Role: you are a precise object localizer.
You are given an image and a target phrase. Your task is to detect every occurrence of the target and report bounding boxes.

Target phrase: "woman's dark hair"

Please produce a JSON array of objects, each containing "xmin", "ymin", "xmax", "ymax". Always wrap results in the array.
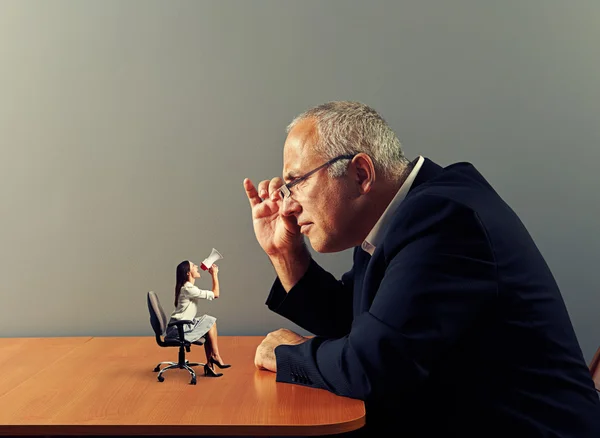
[{"xmin": 175, "ymin": 260, "xmax": 191, "ymax": 307}]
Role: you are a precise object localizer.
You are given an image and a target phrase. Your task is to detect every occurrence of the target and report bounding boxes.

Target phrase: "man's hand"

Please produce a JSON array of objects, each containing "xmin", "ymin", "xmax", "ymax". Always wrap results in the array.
[
  {"xmin": 243, "ymin": 177, "xmax": 311, "ymax": 291},
  {"xmin": 254, "ymin": 328, "xmax": 308, "ymax": 372},
  {"xmin": 243, "ymin": 177, "xmax": 304, "ymax": 257}
]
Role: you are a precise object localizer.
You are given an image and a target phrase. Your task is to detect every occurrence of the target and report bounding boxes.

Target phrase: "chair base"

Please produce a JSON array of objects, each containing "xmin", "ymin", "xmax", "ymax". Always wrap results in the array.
[{"xmin": 153, "ymin": 359, "xmax": 205, "ymax": 385}]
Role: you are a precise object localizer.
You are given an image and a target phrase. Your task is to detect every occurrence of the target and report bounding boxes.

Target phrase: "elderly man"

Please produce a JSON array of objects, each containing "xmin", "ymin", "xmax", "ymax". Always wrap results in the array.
[{"xmin": 243, "ymin": 101, "xmax": 600, "ymax": 437}]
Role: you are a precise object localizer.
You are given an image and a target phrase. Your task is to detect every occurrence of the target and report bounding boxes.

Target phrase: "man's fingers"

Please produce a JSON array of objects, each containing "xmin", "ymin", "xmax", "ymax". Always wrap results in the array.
[
  {"xmin": 247, "ymin": 177, "xmax": 285, "ymax": 206},
  {"xmin": 252, "ymin": 201, "xmax": 272, "ymax": 220},
  {"xmin": 257, "ymin": 180, "xmax": 271, "ymax": 199},
  {"xmin": 243, "ymin": 178, "xmax": 262, "ymax": 208},
  {"xmin": 254, "ymin": 345, "xmax": 262, "ymax": 369},
  {"xmin": 245, "ymin": 178, "xmax": 284, "ymax": 217},
  {"xmin": 268, "ymin": 177, "xmax": 284, "ymax": 201}
]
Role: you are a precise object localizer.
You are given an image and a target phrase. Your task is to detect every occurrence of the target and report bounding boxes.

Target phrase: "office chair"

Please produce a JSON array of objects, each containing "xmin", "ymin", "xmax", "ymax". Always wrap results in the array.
[{"xmin": 147, "ymin": 291, "xmax": 205, "ymax": 385}]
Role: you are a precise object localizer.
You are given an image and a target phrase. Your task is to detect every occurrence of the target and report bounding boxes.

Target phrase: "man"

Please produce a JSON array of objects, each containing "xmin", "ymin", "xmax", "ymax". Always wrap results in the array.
[{"xmin": 242, "ymin": 101, "xmax": 600, "ymax": 436}]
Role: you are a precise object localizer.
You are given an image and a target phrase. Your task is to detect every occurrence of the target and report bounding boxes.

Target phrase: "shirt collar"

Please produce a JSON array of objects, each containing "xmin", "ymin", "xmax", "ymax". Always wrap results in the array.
[{"xmin": 361, "ymin": 155, "xmax": 425, "ymax": 255}]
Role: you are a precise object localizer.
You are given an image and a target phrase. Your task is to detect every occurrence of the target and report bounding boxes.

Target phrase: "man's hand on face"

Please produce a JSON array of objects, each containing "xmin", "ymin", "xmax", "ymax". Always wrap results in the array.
[
  {"xmin": 254, "ymin": 328, "xmax": 308, "ymax": 372},
  {"xmin": 243, "ymin": 177, "xmax": 304, "ymax": 257}
]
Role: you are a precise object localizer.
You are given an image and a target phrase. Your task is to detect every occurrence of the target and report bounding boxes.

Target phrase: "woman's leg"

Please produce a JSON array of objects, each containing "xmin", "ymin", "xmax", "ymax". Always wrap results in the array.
[
  {"xmin": 203, "ymin": 338, "xmax": 213, "ymax": 365},
  {"xmin": 203, "ymin": 323, "xmax": 228, "ymax": 365}
]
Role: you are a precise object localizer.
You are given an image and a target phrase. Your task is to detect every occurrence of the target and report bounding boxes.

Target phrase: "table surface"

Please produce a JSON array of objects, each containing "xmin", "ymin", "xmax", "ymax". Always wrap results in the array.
[{"xmin": 0, "ymin": 336, "xmax": 365, "ymax": 436}]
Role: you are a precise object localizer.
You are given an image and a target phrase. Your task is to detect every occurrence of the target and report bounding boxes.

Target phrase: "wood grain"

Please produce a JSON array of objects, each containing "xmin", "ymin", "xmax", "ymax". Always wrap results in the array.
[
  {"xmin": 0, "ymin": 337, "xmax": 91, "ymax": 397},
  {"xmin": 0, "ymin": 336, "xmax": 365, "ymax": 436}
]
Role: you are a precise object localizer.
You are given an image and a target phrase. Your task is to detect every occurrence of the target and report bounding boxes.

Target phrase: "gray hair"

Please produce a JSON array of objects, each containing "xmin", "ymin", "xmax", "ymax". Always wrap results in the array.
[{"xmin": 286, "ymin": 101, "xmax": 410, "ymax": 179}]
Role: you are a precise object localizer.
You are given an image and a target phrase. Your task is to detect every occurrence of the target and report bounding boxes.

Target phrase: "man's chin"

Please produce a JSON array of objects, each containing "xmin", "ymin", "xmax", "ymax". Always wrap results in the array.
[
  {"xmin": 307, "ymin": 235, "xmax": 326, "ymax": 253},
  {"xmin": 307, "ymin": 235, "xmax": 345, "ymax": 254}
]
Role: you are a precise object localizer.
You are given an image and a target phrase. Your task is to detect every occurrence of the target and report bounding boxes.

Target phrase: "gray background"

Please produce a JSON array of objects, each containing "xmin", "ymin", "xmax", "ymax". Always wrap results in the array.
[{"xmin": 1, "ymin": 1, "xmax": 598, "ymax": 363}]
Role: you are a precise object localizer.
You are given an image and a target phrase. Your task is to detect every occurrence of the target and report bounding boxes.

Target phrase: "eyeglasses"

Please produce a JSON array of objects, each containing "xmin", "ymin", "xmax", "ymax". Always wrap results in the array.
[{"xmin": 279, "ymin": 154, "xmax": 356, "ymax": 199}]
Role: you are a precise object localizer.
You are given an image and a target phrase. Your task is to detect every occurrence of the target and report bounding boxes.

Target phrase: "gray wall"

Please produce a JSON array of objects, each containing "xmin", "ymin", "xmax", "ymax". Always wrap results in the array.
[{"xmin": 1, "ymin": 1, "xmax": 598, "ymax": 362}]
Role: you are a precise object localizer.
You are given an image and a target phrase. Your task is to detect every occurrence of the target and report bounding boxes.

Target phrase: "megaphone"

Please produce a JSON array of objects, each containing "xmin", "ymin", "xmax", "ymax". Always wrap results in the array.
[{"xmin": 200, "ymin": 248, "xmax": 223, "ymax": 271}]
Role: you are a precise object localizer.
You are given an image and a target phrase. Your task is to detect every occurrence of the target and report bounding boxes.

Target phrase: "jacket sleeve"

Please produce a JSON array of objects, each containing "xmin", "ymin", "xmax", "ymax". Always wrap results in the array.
[
  {"xmin": 265, "ymin": 252, "xmax": 356, "ymax": 338},
  {"xmin": 274, "ymin": 196, "xmax": 498, "ymax": 400}
]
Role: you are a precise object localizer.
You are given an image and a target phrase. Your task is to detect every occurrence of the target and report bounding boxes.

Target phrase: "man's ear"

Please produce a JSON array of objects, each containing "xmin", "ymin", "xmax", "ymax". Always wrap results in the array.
[{"xmin": 353, "ymin": 153, "xmax": 375, "ymax": 194}]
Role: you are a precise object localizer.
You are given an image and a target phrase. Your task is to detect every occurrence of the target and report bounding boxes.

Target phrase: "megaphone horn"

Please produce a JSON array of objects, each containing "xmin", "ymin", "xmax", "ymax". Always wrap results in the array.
[{"xmin": 200, "ymin": 248, "xmax": 223, "ymax": 271}]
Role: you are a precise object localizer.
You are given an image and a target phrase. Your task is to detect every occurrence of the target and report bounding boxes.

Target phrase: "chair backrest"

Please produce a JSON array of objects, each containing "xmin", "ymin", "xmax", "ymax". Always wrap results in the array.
[
  {"xmin": 147, "ymin": 291, "xmax": 169, "ymax": 337},
  {"xmin": 590, "ymin": 346, "xmax": 600, "ymax": 391}
]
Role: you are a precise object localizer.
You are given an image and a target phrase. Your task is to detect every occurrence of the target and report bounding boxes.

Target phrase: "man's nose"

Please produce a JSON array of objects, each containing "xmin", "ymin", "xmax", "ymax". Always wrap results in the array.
[{"xmin": 282, "ymin": 195, "xmax": 301, "ymax": 216}]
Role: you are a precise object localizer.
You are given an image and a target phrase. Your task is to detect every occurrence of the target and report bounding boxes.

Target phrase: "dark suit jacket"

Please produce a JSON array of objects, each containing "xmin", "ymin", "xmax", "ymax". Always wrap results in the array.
[{"xmin": 266, "ymin": 158, "xmax": 600, "ymax": 437}]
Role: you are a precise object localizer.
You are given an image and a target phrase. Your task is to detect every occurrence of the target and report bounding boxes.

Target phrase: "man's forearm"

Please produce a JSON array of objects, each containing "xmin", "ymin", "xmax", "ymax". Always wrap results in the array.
[{"xmin": 269, "ymin": 244, "xmax": 311, "ymax": 292}]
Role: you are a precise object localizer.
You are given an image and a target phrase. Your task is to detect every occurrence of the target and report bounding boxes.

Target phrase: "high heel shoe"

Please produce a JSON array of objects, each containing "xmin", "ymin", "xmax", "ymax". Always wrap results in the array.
[
  {"xmin": 210, "ymin": 358, "xmax": 231, "ymax": 369},
  {"xmin": 204, "ymin": 363, "xmax": 223, "ymax": 377}
]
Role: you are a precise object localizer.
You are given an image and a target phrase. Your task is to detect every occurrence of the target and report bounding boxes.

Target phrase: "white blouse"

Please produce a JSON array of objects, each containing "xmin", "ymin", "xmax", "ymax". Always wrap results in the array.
[{"xmin": 169, "ymin": 281, "xmax": 214, "ymax": 322}]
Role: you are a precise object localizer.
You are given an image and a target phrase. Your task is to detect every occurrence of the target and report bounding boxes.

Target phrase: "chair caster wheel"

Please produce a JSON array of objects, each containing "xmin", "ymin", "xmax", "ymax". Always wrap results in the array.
[
  {"xmin": 153, "ymin": 366, "xmax": 160, "ymax": 372},
  {"xmin": 191, "ymin": 377, "xmax": 197, "ymax": 385},
  {"xmin": 157, "ymin": 375, "xmax": 164, "ymax": 382}
]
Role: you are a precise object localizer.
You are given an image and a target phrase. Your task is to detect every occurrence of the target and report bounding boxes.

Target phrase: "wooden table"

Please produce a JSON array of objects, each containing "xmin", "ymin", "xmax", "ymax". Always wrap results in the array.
[{"xmin": 0, "ymin": 336, "xmax": 365, "ymax": 436}]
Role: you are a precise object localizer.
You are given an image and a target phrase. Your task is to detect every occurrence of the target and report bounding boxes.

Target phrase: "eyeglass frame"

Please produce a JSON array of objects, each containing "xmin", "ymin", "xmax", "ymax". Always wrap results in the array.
[{"xmin": 278, "ymin": 153, "xmax": 356, "ymax": 199}]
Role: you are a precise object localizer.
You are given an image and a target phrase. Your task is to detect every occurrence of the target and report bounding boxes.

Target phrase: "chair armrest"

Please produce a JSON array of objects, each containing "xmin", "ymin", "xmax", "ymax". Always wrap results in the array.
[
  {"xmin": 167, "ymin": 320, "xmax": 193, "ymax": 327},
  {"xmin": 165, "ymin": 319, "xmax": 193, "ymax": 345}
]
